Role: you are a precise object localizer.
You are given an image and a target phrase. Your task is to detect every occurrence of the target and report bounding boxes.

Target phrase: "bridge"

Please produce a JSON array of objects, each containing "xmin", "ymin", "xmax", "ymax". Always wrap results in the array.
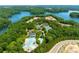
[{"xmin": 68, "ymin": 10, "xmax": 79, "ymax": 14}]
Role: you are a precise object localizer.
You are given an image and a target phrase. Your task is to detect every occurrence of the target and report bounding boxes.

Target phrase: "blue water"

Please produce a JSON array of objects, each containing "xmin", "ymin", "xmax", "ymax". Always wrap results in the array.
[
  {"xmin": 9, "ymin": 11, "xmax": 79, "ymax": 23},
  {"xmin": 0, "ymin": 10, "xmax": 79, "ymax": 51},
  {"xmin": 1, "ymin": 11, "xmax": 79, "ymax": 35},
  {"xmin": 0, "ymin": 11, "xmax": 31, "ymax": 34},
  {"xmin": 45, "ymin": 12, "xmax": 79, "ymax": 22},
  {"xmin": 9, "ymin": 12, "xmax": 31, "ymax": 23}
]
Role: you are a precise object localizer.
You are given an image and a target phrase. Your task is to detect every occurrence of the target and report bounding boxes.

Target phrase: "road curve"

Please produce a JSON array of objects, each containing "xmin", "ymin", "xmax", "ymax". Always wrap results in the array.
[{"xmin": 48, "ymin": 40, "xmax": 79, "ymax": 53}]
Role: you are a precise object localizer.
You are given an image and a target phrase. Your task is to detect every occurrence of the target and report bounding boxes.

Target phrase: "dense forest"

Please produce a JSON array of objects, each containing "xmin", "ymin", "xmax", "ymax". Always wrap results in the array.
[
  {"xmin": 0, "ymin": 6, "xmax": 79, "ymax": 53},
  {"xmin": 0, "ymin": 6, "xmax": 69, "ymax": 30},
  {"xmin": 0, "ymin": 17, "xmax": 11, "ymax": 30},
  {"xmin": 0, "ymin": 14, "xmax": 79, "ymax": 52}
]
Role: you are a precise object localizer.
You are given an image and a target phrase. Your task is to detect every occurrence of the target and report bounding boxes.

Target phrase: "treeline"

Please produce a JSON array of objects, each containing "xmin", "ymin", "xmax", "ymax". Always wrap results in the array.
[
  {"xmin": 0, "ymin": 17, "xmax": 11, "ymax": 30},
  {"xmin": 0, "ymin": 6, "xmax": 70, "ymax": 17},
  {"xmin": 70, "ymin": 12, "xmax": 79, "ymax": 18},
  {"xmin": 28, "ymin": 7, "xmax": 45, "ymax": 15},
  {"xmin": 46, "ymin": 8, "xmax": 68, "ymax": 13},
  {"xmin": 0, "ymin": 6, "xmax": 76, "ymax": 18},
  {"xmin": 0, "ymin": 8, "xmax": 25, "ymax": 18}
]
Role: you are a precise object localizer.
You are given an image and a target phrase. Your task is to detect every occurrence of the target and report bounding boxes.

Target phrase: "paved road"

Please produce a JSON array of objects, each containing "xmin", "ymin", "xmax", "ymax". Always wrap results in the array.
[{"xmin": 48, "ymin": 40, "xmax": 79, "ymax": 53}]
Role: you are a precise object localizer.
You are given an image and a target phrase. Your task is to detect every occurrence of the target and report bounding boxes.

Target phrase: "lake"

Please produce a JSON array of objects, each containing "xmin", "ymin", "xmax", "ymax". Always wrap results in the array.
[
  {"xmin": 0, "ymin": 10, "xmax": 79, "ymax": 52},
  {"xmin": 9, "ymin": 12, "xmax": 32, "ymax": 23},
  {"xmin": 45, "ymin": 12, "xmax": 79, "ymax": 22},
  {"xmin": 8, "ymin": 11, "xmax": 79, "ymax": 24},
  {"xmin": 0, "ymin": 10, "xmax": 79, "ymax": 34},
  {"xmin": 0, "ymin": 11, "xmax": 31, "ymax": 34}
]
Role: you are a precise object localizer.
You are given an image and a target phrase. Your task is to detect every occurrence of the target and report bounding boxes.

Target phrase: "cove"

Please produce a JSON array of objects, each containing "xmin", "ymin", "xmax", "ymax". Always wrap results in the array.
[
  {"xmin": 45, "ymin": 11, "xmax": 79, "ymax": 22},
  {"xmin": 0, "ymin": 10, "xmax": 79, "ymax": 52},
  {"xmin": 0, "ymin": 11, "xmax": 31, "ymax": 34},
  {"xmin": 9, "ymin": 12, "xmax": 32, "ymax": 23},
  {"xmin": 1, "ymin": 10, "xmax": 79, "ymax": 35},
  {"xmin": 10, "ymin": 11, "xmax": 79, "ymax": 24}
]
